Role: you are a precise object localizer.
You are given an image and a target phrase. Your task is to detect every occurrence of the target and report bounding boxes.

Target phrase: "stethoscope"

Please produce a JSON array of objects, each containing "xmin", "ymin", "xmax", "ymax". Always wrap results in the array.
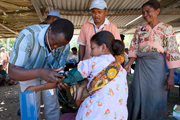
[
  {"xmin": 46, "ymin": 32, "xmax": 78, "ymax": 104},
  {"xmin": 46, "ymin": 32, "xmax": 62, "ymax": 69}
]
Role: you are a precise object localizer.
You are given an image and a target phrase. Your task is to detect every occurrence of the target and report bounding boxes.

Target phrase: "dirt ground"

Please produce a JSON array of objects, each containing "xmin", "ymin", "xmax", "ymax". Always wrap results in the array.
[
  {"xmin": 0, "ymin": 83, "xmax": 48, "ymax": 120},
  {"xmin": 0, "ymin": 78, "xmax": 180, "ymax": 120},
  {"xmin": 0, "ymin": 84, "xmax": 21, "ymax": 120}
]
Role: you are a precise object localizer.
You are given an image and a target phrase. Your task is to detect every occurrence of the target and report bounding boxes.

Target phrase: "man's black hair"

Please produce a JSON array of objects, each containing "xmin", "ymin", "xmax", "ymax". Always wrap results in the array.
[
  {"xmin": 71, "ymin": 47, "xmax": 77, "ymax": 51},
  {"xmin": 50, "ymin": 19, "xmax": 74, "ymax": 41}
]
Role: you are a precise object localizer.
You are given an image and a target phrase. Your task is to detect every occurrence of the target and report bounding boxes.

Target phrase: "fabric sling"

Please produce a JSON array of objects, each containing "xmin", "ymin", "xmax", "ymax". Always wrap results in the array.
[{"xmin": 76, "ymin": 59, "xmax": 121, "ymax": 105}]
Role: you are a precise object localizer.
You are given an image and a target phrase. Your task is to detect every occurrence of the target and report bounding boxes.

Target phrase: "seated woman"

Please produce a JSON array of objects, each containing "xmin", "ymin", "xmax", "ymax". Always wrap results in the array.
[
  {"xmin": 27, "ymin": 31, "xmax": 128, "ymax": 120},
  {"xmin": 60, "ymin": 31, "xmax": 128, "ymax": 120}
]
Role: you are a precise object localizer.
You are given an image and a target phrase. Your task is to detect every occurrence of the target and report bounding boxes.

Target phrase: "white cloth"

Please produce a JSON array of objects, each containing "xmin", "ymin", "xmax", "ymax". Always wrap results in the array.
[
  {"xmin": 66, "ymin": 52, "xmax": 78, "ymax": 63},
  {"xmin": 89, "ymin": 18, "xmax": 110, "ymax": 33},
  {"xmin": 76, "ymin": 54, "xmax": 128, "ymax": 120}
]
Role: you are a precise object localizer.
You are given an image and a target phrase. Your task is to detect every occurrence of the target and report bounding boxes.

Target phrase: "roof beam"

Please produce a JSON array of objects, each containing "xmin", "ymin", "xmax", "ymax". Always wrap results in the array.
[
  {"xmin": 60, "ymin": 12, "xmax": 180, "ymax": 16},
  {"xmin": 161, "ymin": 0, "xmax": 180, "ymax": 14},
  {"xmin": 0, "ymin": 23, "xmax": 18, "ymax": 35},
  {"xmin": 0, "ymin": 5, "xmax": 26, "ymax": 27},
  {"xmin": 121, "ymin": 20, "xmax": 145, "ymax": 33},
  {"xmin": 50, "ymin": 8, "xmax": 180, "ymax": 16},
  {"xmin": 0, "ymin": 5, "xmax": 7, "ymax": 15},
  {"xmin": 31, "ymin": 0, "xmax": 44, "ymax": 22}
]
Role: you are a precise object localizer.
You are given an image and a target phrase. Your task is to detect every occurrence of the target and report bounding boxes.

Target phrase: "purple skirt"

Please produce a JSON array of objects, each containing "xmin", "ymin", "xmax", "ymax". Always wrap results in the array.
[{"xmin": 59, "ymin": 112, "xmax": 77, "ymax": 120}]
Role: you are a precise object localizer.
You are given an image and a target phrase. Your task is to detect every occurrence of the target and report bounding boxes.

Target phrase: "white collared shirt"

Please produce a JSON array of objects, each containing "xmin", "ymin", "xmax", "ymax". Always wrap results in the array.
[{"xmin": 89, "ymin": 18, "xmax": 110, "ymax": 33}]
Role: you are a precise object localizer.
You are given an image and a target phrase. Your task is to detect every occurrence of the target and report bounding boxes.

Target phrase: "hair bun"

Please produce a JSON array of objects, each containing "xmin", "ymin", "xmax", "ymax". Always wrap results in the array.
[{"xmin": 112, "ymin": 39, "xmax": 125, "ymax": 55}]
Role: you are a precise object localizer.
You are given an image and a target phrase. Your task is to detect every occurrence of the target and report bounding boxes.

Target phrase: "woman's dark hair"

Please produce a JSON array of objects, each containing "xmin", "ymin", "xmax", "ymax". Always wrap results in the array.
[
  {"xmin": 142, "ymin": 0, "xmax": 160, "ymax": 10},
  {"xmin": 50, "ymin": 19, "xmax": 74, "ymax": 41},
  {"xmin": 91, "ymin": 31, "xmax": 125, "ymax": 56}
]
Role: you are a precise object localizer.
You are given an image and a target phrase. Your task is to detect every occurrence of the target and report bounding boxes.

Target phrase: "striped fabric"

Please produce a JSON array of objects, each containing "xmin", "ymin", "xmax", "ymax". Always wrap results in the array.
[{"xmin": 9, "ymin": 24, "xmax": 70, "ymax": 70}]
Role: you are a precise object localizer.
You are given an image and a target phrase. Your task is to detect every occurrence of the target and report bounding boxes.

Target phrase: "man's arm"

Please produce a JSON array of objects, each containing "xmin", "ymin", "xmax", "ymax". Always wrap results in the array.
[
  {"xmin": 8, "ymin": 63, "xmax": 64, "ymax": 83},
  {"xmin": 78, "ymin": 23, "xmax": 87, "ymax": 61},
  {"xmin": 79, "ymin": 45, "xmax": 86, "ymax": 61}
]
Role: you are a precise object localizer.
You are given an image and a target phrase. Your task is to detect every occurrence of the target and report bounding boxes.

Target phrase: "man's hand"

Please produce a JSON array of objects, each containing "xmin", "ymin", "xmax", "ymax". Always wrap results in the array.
[
  {"xmin": 8, "ymin": 63, "xmax": 66, "ymax": 83},
  {"xmin": 38, "ymin": 67, "xmax": 65, "ymax": 83}
]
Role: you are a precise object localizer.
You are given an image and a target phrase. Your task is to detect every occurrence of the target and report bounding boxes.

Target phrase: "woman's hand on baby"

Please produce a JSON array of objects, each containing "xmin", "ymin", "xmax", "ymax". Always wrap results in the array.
[
  {"xmin": 165, "ymin": 78, "xmax": 174, "ymax": 91},
  {"xmin": 79, "ymin": 79, "xmax": 88, "ymax": 88},
  {"xmin": 124, "ymin": 64, "xmax": 131, "ymax": 75},
  {"xmin": 124, "ymin": 57, "xmax": 136, "ymax": 75},
  {"xmin": 165, "ymin": 70, "xmax": 174, "ymax": 91}
]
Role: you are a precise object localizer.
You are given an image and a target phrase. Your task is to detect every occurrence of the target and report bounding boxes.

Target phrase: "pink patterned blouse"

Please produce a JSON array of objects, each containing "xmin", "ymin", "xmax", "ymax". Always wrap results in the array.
[{"xmin": 129, "ymin": 22, "xmax": 180, "ymax": 69}]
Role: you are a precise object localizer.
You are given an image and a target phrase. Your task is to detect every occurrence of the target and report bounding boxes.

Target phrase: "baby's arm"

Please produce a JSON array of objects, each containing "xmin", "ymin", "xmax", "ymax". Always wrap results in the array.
[
  {"xmin": 25, "ymin": 83, "xmax": 56, "ymax": 93},
  {"xmin": 75, "ymin": 79, "xmax": 88, "ymax": 101},
  {"xmin": 25, "ymin": 82, "xmax": 69, "ymax": 93}
]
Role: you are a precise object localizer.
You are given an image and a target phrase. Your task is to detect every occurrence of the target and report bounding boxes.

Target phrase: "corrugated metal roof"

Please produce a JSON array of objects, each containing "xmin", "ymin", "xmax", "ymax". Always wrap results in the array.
[
  {"xmin": 0, "ymin": 0, "xmax": 179, "ymax": 38},
  {"xmin": 35, "ymin": 0, "xmax": 180, "ymax": 34}
]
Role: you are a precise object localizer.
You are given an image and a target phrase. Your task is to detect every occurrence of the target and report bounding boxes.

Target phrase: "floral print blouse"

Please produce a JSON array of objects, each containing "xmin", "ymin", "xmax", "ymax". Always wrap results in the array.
[
  {"xmin": 76, "ymin": 54, "xmax": 128, "ymax": 120},
  {"xmin": 129, "ymin": 22, "xmax": 180, "ymax": 69}
]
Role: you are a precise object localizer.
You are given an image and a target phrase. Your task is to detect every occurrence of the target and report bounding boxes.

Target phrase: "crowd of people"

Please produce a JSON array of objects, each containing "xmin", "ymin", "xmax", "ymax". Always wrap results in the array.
[{"xmin": 3, "ymin": 0, "xmax": 180, "ymax": 120}]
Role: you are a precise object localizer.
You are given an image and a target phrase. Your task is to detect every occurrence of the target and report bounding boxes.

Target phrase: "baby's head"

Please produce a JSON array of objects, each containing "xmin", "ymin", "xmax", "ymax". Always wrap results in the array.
[{"xmin": 90, "ymin": 31, "xmax": 124, "ymax": 57}]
